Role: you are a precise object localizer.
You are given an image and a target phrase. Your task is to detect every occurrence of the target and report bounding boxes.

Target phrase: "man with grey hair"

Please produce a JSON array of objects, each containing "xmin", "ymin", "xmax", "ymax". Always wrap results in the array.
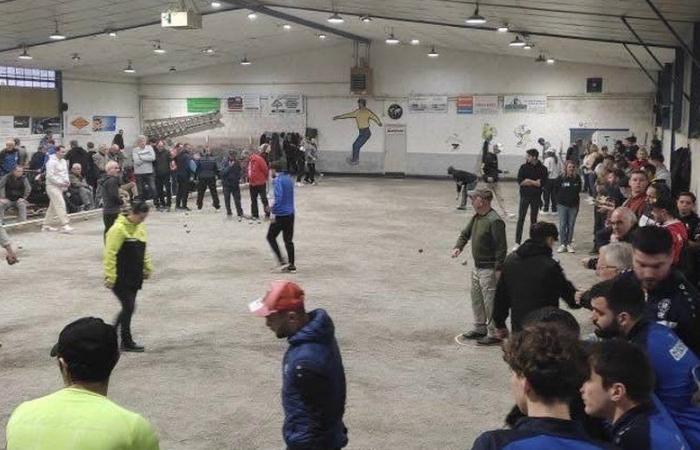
[
  {"xmin": 132, "ymin": 136, "xmax": 155, "ymax": 201},
  {"xmin": 451, "ymin": 189, "xmax": 508, "ymax": 346},
  {"xmin": 69, "ymin": 163, "xmax": 94, "ymax": 210},
  {"xmin": 589, "ymin": 207, "xmax": 638, "ymax": 265},
  {"xmin": 596, "ymin": 242, "xmax": 633, "ymax": 280}
]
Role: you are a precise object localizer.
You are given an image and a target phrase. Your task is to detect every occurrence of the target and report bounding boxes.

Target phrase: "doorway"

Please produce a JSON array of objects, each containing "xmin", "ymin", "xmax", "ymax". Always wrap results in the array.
[{"xmin": 384, "ymin": 124, "xmax": 407, "ymax": 175}]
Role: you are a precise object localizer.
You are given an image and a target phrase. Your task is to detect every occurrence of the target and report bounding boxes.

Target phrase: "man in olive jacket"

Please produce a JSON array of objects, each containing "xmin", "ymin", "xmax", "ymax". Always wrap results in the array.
[{"xmin": 452, "ymin": 189, "xmax": 508, "ymax": 346}]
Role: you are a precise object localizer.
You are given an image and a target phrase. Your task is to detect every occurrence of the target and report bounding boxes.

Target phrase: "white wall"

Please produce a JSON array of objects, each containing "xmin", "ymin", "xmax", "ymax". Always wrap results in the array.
[
  {"xmin": 62, "ymin": 73, "xmax": 141, "ymax": 149},
  {"xmin": 138, "ymin": 42, "xmax": 657, "ymax": 174}
]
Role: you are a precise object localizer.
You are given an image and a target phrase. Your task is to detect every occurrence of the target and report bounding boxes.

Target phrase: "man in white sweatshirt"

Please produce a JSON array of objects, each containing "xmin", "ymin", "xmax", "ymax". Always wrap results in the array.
[
  {"xmin": 132, "ymin": 136, "xmax": 156, "ymax": 202},
  {"xmin": 43, "ymin": 145, "xmax": 74, "ymax": 234}
]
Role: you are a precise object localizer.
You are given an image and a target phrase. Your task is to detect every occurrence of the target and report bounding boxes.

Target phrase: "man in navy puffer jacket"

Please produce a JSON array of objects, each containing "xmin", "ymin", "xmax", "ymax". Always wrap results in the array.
[{"xmin": 250, "ymin": 280, "xmax": 348, "ymax": 450}]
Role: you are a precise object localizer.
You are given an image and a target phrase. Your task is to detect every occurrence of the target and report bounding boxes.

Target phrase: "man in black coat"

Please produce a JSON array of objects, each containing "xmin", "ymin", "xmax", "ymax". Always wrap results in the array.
[
  {"xmin": 219, "ymin": 150, "xmax": 244, "ymax": 220},
  {"xmin": 195, "ymin": 148, "xmax": 220, "ymax": 210},
  {"xmin": 515, "ymin": 149, "xmax": 548, "ymax": 246},
  {"xmin": 493, "ymin": 222, "xmax": 580, "ymax": 335}
]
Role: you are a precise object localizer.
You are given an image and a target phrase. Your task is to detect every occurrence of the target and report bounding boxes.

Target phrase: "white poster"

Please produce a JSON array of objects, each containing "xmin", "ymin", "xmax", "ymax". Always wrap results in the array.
[
  {"xmin": 503, "ymin": 95, "xmax": 547, "ymax": 114},
  {"xmin": 227, "ymin": 94, "xmax": 261, "ymax": 112},
  {"xmin": 269, "ymin": 94, "xmax": 303, "ymax": 114},
  {"xmin": 474, "ymin": 96, "xmax": 500, "ymax": 115},
  {"xmin": 0, "ymin": 116, "xmax": 13, "ymax": 136},
  {"xmin": 68, "ymin": 114, "xmax": 92, "ymax": 135},
  {"xmin": 408, "ymin": 95, "xmax": 448, "ymax": 113}
]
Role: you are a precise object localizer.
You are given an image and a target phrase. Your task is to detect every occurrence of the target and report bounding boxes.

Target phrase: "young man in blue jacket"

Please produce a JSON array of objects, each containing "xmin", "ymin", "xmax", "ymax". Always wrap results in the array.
[
  {"xmin": 471, "ymin": 323, "xmax": 615, "ymax": 450},
  {"xmin": 249, "ymin": 280, "xmax": 348, "ymax": 450},
  {"xmin": 589, "ymin": 276, "xmax": 700, "ymax": 448},
  {"xmin": 582, "ymin": 339, "xmax": 690, "ymax": 449},
  {"xmin": 268, "ymin": 160, "xmax": 296, "ymax": 273}
]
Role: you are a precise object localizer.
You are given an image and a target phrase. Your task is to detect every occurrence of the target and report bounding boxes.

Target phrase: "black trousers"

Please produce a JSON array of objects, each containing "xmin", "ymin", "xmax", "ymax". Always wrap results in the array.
[
  {"xmin": 223, "ymin": 184, "xmax": 243, "ymax": 216},
  {"xmin": 196, "ymin": 177, "xmax": 220, "ymax": 209},
  {"xmin": 267, "ymin": 214, "xmax": 295, "ymax": 265},
  {"xmin": 305, "ymin": 163, "xmax": 316, "ymax": 183},
  {"xmin": 113, "ymin": 285, "xmax": 138, "ymax": 345},
  {"xmin": 250, "ymin": 185, "xmax": 270, "ymax": 219},
  {"xmin": 154, "ymin": 173, "xmax": 172, "ymax": 207},
  {"xmin": 103, "ymin": 213, "xmax": 119, "ymax": 239},
  {"xmin": 516, "ymin": 196, "xmax": 541, "ymax": 244},
  {"xmin": 542, "ymin": 179, "xmax": 558, "ymax": 212},
  {"xmin": 176, "ymin": 176, "xmax": 189, "ymax": 208},
  {"xmin": 135, "ymin": 174, "xmax": 155, "ymax": 201}
]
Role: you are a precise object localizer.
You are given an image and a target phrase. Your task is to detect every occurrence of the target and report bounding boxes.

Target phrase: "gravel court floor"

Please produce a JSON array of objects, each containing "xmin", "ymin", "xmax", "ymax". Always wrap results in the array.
[{"xmin": 0, "ymin": 177, "xmax": 599, "ymax": 449}]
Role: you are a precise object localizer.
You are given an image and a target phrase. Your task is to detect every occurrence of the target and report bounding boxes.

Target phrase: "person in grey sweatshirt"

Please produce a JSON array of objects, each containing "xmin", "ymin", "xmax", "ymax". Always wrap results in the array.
[{"xmin": 132, "ymin": 135, "xmax": 156, "ymax": 201}]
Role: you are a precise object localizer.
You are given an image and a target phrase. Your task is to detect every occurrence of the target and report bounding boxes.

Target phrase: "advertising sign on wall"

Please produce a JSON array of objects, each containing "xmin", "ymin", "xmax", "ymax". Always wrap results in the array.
[
  {"xmin": 227, "ymin": 94, "xmax": 261, "ymax": 112},
  {"xmin": 408, "ymin": 95, "xmax": 449, "ymax": 113},
  {"xmin": 456, "ymin": 96, "xmax": 474, "ymax": 115},
  {"xmin": 503, "ymin": 95, "xmax": 547, "ymax": 114},
  {"xmin": 31, "ymin": 117, "xmax": 61, "ymax": 135},
  {"xmin": 13, "ymin": 116, "xmax": 30, "ymax": 128},
  {"xmin": 269, "ymin": 94, "xmax": 303, "ymax": 114},
  {"xmin": 474, "ymin": 96, "xmax": 500, "ymax": 115},
  {"xmin": 92, "ymin": 115, "xmax": 117, "ymax": 132},
  {"xmin": 187, "ymin": 97, "xmax": 221, "ymax": 113},
  {"xmin": 68, "ymin": 115, "xmax": 92, "ymax": 135}
]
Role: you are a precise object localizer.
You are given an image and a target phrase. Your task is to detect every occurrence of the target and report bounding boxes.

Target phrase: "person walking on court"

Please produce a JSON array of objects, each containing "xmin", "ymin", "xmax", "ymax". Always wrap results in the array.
[
  {"xmin": 42, "ymin": 145, "xmax": 74, "ymax": 234},
  {"xmin": 514, "ymin": 148, "xmax": 548, "ymax": 249},
  {"xmin": 267, "ymin": 160, "xmax": 296, "ymax": 273},
  {"xmin": 248, "ymin": 148, "xmax": 270, "ymax": 221},
  {"xmin": 481, "ymin": 142, "xmax": 513, "ymax": 218},
  {"xmin": 104, "ymin": 201, "xmax": 152, "ymax": 352},
  {"xmin": 333, "ymin": 98, "xmax": 383, "ymax": 165},
  {"xmin": 249, "ymin": 280, "xmax": 348, "ymax": 450},
  {"xmin": 451, "ymin": 189, "xmax": 508, "ymax": 346}
]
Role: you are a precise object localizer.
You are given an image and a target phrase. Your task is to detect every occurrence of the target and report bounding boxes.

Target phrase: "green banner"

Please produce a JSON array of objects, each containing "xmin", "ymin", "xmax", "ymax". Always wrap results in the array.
[{"xmin": 187, "ymin": 98, "xmax": 220, "ymax": 113}]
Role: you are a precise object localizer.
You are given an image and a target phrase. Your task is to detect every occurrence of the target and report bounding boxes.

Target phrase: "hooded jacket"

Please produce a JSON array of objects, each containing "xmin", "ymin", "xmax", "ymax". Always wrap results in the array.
[
  {"xmin": 103, "ymin": 215, "xmax": 152, "ymax": 289},
  {"xmin": 283, "ymin": 309, "xmax": 348, "ymax": 450},
  {"xmin": 493, "ymin": 239, "xmax": 578, "ymax": 331}
]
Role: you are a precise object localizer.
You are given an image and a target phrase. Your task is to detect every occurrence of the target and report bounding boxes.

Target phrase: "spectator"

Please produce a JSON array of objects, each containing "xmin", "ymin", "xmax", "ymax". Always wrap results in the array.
[
  {"xmin": 639, "ymin": 181, "xmax": 671, "ymax": 227},
  {"xmin": 0, "ymin": 139, "xmax": 27, "ymax": 177},
  {"xmin": 219, "ymin": 150, "xmax": 244, "ymax": 220},
  {"xmin": 514, "ymin": 149, "xmax": 548, "ymax": 248},
  {"xmin": 622, "ymin": 170, "xmax": 649, "ymax": 219},
  {"xmin": 1, "ymin": 224, "xmax": 18, "ymax": 265},
  {"xmin": 101, "ymin": 161, "xmax": 124, "ymax": 237},
  {"xmin": 69, "ymin": 164, "xmax": 94, "ymax": 210},
  {"xmin": 481, "ymin": 142, "xmax": 513, "ymax": 218},
  {"xmin": 132, "ymin": 136, "xmax": 156, "ymax": 201},
  {"xmin": 175, "ymin": 145, "xmax": 192, "ymax": 211},
  {"xmin": 0, "ymin": 165, "xmax": 31, "ymax": 223},
  {"xmin": 38, "ymin": 131, "xmax": 52, "ymax": 150},
  {"xmin": 267, "ymin": 160, "xmax": 296, "ymax": 273},
  {"xmin": 195, "ymin": 147, "xmax": 220, "ymax": 211},
  {"xmin": 447, "ymin": 166, "xmax": 478, "ymax": 210},
  {"xmin": 581, "ymin": 339, "xmax": 690, "ymax": 450},
  {"xmin": 594, "ymin": 206, "xmax": 638, "ymax": 250},
  {"xmin": 471, "ymin": 324, "xmax": 612, "ymax": 450},
  {"xmin": 555, "ymin": 160, "xmax": 582, "ymax": 253},
  {"xmin": 104, "ymin": 201, "xmax": 152, "ymax": 352},
  {"xmin": 452, "ymin": 189, "xmax": 508, "ymax": 346},
  {"xmin": 678, "ymin": 192, "xmax": 700, "ymax": 286},
  {"xmin": 249, "ymin": 280, "xmax": 348, "ymax": 450},
  {"xmin": 630, "ymin": 148, "xmax": 649, "ymax": 171},
  {"xmin": 542, "ymin": 149, "xmax": 560, "ymax": 215},
  {"xmin": 588, "ymin": 277, "xmax": 700, "ymax": 448},
  {"xmin": 651, "ymin": 196, "xmax": 688, "ymax": 266},
  {"xmin": 42, "ymin": 146, "xmax": 73, "ymax": 234},
  {"xmin": 93, "ymin": 144, "xmax": 109, "ymax": 174},
  {"xmin": 493, "ymin": 222, "xmax": 579, "ymax": 336},
  {"xmin": 650, "ymin": 151, "xmax": 671, "ymax": 186},
  {"xmin": 248, "ymin": 147, "xmax": 270, "ymax": 221},
  {"xmin": 5, "ymin": 317, "xmax": 159, "ymax": 449},
  {"xmin": 84, "ymin": 142, "xmax": 98, "ymax": 193},
  {"xmin": 577, "ymin": 242, "xmax": 634, "ymax": 308},
  {"xmin": 107, "ymin": 144, "xmax": 124, "ymax": 168},
  {"xmin": 153, "ymin": 141, "xmax": 171, "ymax": 211},
  {"xmin": 303, "ymin": 136, "xmax": 319, "ymax": 185},
  {"xmin": 566, "ymin": 138, "xmax": 584, "ymax": 166},
  {"xmin": 65, "ymin": 140, "xmax": 91, "ymax": 182},
  {"xmin": 113, "ymin": 129, "xmax": 125, "ymax": 150}
]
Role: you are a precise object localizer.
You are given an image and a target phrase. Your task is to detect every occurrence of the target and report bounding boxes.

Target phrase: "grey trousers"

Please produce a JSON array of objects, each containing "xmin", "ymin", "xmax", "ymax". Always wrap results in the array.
[{"xmin": 471, "ymin": 268, "xmax": 497, "ymax": 336}]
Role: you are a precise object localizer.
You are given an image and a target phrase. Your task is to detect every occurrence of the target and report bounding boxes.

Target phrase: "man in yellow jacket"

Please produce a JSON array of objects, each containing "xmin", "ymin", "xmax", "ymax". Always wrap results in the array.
[
  {"xmin": 104, "ymin": 201, "xmax": 152, "ymax": 352},
  {"xmin": 333, "ymin": 98, "xmax": 382, "ymax": 165}
]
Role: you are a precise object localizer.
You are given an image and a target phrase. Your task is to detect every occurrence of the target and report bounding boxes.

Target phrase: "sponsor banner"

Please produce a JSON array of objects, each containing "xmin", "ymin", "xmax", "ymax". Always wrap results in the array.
[
  {"xmin": 457, "ymin": 96, "xmax": 474, "ymax": 114},
  {"xmin": 92, "ymin": 115, "xmax": 117, "ymax": 132},
  {"xmin": 68, "ymin": 115, "xmax": 91, "ymax": 135},
  {"xmin": 269, "ymin": 94, "xmax": 303, "ymax": 114},
  {"xmin": 31, "ymin": 117, "xmax": 61, "ymax": 135},
  {"xmin": 227, "ymin": 94, "xmax": 261, "ymax": 112},
  {"xmin": 187, "ymin": 97, "xmax": 221, "ymax": 113},
  {"xmin": 408, "ymin": 95, "xmax": 448, "ymax": 113},
  {"xmin": 503, "ymin": 95, "xmax": 547, "ymax": 113},
  {"xmin": 474, "ymin": 96, "xmax": 500, "ymax": 115},
  {"xmin": 13, "ymin": 116, "xmax": 30, "ymax": 128}
]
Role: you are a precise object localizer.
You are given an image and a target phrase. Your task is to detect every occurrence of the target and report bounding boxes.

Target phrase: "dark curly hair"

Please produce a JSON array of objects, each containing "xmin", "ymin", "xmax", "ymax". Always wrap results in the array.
[{"xmin": 503, "ymin": 324, "xmax": 588, "ymax": 402}]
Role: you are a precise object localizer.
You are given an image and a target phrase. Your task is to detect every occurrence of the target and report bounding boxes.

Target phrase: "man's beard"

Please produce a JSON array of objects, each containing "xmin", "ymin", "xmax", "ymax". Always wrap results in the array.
[{"xmin": 594, "ymin": 320, "xmax": 621, "ymax": 339}]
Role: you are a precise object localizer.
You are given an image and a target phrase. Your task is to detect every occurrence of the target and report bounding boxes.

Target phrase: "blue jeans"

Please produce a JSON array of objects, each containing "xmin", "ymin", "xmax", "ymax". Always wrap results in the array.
[
  {"xmin": 351, "ymin": 127, "xmax": 372, "ymax": 161},
  {"xmin": 558, "ymin": 205, "xmax": 579, "ymax": 246}
]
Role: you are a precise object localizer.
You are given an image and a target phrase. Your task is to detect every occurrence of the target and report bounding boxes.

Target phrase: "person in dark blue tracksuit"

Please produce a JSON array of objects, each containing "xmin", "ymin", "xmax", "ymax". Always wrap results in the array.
[
  {"xmin": 249, "ymin": 280, "xmax": 348, "ymax": 450},
  {"xmin": 267, "ymin": 160, "xmax": 296, "ymax": 273},
  {"xmin": 589, "ymin": 277, "xmax": 700, "ymax": 449},
  {"xmin": 471, "ymin": 323, "xmax": 615, "ymax": 450},
  {"xmin": 581, "ymin": 339, "xmax": 690, "ymax": 449}
]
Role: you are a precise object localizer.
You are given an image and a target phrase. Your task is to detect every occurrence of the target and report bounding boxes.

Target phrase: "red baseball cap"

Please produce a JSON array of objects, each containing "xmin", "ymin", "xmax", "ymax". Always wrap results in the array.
[{"xmin": 249, "ymin": 280, "xmax": 305, "ymax": 317}]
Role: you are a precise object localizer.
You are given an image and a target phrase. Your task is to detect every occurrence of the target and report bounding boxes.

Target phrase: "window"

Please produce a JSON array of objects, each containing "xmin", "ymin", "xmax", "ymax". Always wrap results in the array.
[{"xmin": 0, "ymin": 66, "xmax": 56, "ymax": 89}]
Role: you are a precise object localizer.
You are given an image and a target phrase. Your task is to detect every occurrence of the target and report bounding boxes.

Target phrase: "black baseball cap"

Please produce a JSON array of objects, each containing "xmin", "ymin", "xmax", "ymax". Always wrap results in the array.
[{"xmin": 51, "ymin": 317, "xmax": 120, "ymax": 382}]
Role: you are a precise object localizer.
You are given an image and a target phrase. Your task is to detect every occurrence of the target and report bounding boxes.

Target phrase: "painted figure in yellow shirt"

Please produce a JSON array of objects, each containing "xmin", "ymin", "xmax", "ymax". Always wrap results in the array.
[{"xmin": 333, "ymin": 98, "xmax": 382, "ymax": 165}]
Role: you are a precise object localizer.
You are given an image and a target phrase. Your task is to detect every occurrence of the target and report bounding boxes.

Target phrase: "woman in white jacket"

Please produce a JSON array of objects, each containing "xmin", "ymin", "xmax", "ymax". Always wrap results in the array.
[
  {"xmin": 542, "ymin": 149, "xmax": 561, "ymax": 214},
  {"xmin": 42, "ymin": 145, "xmax": 73, "ymax": 233}
]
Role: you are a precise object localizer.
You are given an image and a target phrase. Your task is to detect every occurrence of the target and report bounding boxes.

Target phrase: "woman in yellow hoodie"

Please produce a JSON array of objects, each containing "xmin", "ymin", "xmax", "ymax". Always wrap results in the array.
[{"xmin": 103, "ymin": 201, "xmax": 152, "ymax": 352}]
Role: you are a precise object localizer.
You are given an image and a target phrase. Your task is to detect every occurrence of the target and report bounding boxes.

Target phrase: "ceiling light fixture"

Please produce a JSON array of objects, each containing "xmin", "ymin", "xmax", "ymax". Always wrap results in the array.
[
  {"xmin": 211, "ymin": 1, "xmax": 222, "ymax": 7},
  {"xmin": 466, "ymin": 3, "xmax": 486, "ymax": 25},
  {"xmin": 546, "ymin": 57, "xmax": 556, "ymax": 64},
  {"xmin": 283, "ymin": 24, "xmax": 292, "ymax": 30},
  {"xmin": 428, "ymin": 46, "xmax": 439, "ymax": 58},
  {"xmin": 18, "ymin": 47, "xmax": 32, "ymax": 60},
  {"xmin": 327, "ymin": 12, "xmax": 344, "ymax": 24},
  {"xmin": 247, "ymin": 12, "xmax": 258, "ymax": 20},
  {"xmin": 240, "ymin": 55, "xmax": 252, "ymax": 66},
  {"xmin": 169, "ymin": 66, "xmax": 177, "ymax": 72},
  {"xmin": 410, "ymin": 39, "xmax": 420, "ymax": 45},
  {"xmin": 385, "ymin": 29, "xmax": 400, "ymax": 45},
  {"xmin": 49, "ymin": 21, "xmax": 66, "ymax": 40},
  {"xmin": 153, "ymin": 41, "xmax": 166, "ymax": 54},
  {"xmin": 509, "ymin": 35, "xmax": 526, "ymax": 47},
  {"xmin": 318, "ymin": 33, "xmax": 327, "ymax": 40},
  {"xmin": 360, "ymin": 15, "xmax": 372, "ymax": 23},
  {"xmin": 123, "ymin": 60, "xmax": 135, "ymax": 73},
  {"xmin": 497, "ymin": 23, "xmax": 509, "ymax": 32}
]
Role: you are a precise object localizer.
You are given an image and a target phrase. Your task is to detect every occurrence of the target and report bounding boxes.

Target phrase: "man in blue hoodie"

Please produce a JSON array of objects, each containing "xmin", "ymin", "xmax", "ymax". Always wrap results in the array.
[
  {"xmin": 268, "ymin": 160, "xmax": 296, "ymax": 273},
  {"xmin": 249, "ymin": 280, "xmax": 348, "ymax": 450}
]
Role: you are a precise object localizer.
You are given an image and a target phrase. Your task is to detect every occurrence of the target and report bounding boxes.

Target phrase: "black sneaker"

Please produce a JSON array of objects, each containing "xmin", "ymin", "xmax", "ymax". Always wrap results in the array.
[
  {"xmin": 121, "ymin": 342, "xmax": 145, "ymax": 353},
  {"xmin": 476, "ymin": 336, "xmax": 503, "ymax": 346},
  {"xmin": 282, "ymin": 265, "xmax": 297, "ymax": 273}
]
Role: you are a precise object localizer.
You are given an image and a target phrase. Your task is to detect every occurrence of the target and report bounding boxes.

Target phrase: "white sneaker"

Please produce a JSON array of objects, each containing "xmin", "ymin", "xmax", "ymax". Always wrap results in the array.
[
  {"xmin": 42, "ymin": 225, "xmax": 58, "ymax": 232},
  {"xmin": 295, "ymin": 182, "xmax": 303, "ymax": 187},
  {"xmin": 566, "ymin": 244, "xmax": 576, "ymax": 253},
  {"xmin": 511, "ymin": 244, "xmax": 520, "ymax": 252},
  {"xmin": 557, "ymin": 245, "xmax": 567, "ymax": 253},
  {"xmin": 60, "ymin": 225, "xmax": 75, "ymax": 234}
]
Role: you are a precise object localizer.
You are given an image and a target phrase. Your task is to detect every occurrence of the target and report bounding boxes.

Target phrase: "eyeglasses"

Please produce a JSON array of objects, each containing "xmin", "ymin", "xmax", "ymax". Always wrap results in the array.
[{"xmin": 597, "ymin": 265, "xmax": 619, "ymax": 271}]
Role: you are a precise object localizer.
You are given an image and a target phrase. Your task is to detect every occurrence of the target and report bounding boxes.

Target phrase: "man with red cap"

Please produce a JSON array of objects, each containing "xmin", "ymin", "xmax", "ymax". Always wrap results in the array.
[{"xmin": 250, "ymin": 281, "xmax": 348, "ymax": 450}]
